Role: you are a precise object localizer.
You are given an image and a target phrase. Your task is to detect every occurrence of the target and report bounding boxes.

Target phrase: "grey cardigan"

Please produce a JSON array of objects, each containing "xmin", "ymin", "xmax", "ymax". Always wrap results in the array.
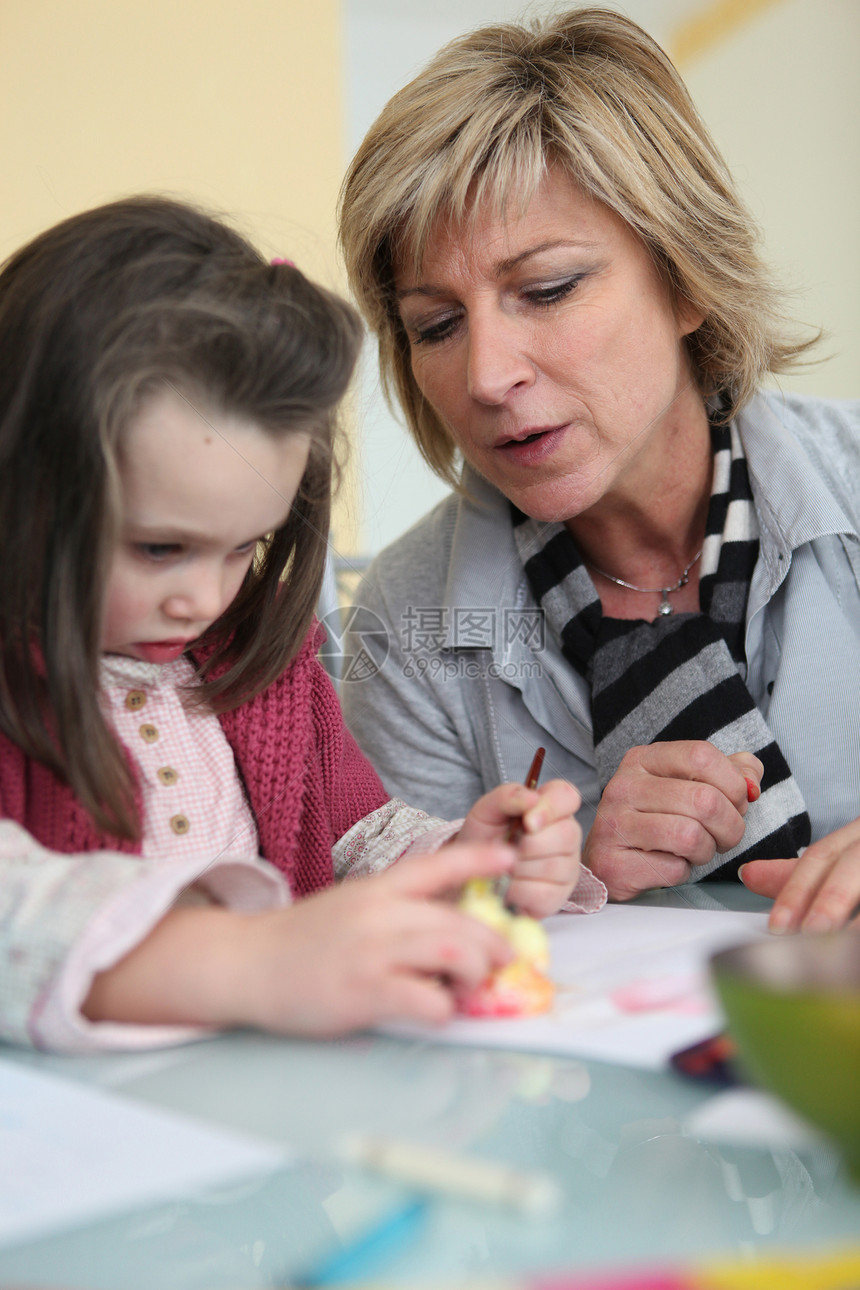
[{"xmin": 343, "ymin": 391, "xmax": 860, "ymax": 853}]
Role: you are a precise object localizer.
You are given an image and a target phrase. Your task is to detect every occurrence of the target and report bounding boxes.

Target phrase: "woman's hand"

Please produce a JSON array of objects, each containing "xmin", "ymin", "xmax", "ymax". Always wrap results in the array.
[
  {"xmin": 83, "ymin": 844, "xmax": 516, "ymax": 1036},
  {"xmin": 457, "ymin": 779, "xmax": 582, "ymax": 917},
  {"xmin": 583, "ymin": 742, "xmax": 763, "ymax": 901},
  {"xmin": 741, "ymin": 818, "xmax": 860, "ymax": 932}
]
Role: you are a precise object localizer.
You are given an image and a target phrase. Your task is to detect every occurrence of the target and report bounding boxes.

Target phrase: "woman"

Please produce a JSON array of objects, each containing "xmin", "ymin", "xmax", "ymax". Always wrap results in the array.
[{"xmin": 338, "ymin": 8, "xmax": 860, "ymax": 931}]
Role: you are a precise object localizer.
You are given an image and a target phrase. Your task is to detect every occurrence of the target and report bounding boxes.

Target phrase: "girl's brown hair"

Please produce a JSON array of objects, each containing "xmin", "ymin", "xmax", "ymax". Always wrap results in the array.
[
  {"xmin": 339, "ymin": 6, "xmax": 818, "ymax": 486},
  {"xmin": 0, "ymin": 195, "xmax": 361, "ymax": 838}
]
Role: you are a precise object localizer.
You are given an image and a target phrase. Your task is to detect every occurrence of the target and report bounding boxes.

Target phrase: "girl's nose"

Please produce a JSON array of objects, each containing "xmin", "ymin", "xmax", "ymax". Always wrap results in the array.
[
  {"xmin": 466, "ymin": 312, "xmax": 535, "ymax": 405},
  {"xmin": 162, "ymin": 564, "xmax": 228, "ymax": 626}
]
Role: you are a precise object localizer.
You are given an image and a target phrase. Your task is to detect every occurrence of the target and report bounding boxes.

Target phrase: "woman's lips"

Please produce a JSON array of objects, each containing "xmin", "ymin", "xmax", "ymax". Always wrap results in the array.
[{"xmin": 493, "ymin": 424, "xmax": 567, "ymax": 465}]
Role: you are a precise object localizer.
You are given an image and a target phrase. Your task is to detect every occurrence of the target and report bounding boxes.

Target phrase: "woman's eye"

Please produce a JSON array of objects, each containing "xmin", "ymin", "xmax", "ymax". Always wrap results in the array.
[
  {"xmin": 233, "ymin": 538, "xmax": 259, "ymax": 556},
  {"xmin": 135, "ymin": 542, "xmax": 182, "ymax": 562},
  {"xmin": 410, "ymin": 314, "xmax": 460, "ymax": 346},
  {"xmin": 523, "ymin": 276, "xmax": 583, "ymax": 307}
]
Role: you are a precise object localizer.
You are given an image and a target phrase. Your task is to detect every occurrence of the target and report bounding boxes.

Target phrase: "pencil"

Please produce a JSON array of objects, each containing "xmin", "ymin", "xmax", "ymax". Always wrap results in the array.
[
  {"xmin": 504, "ymin": 746, "xmax": 546, "ymax": 845},
  {"xmin": 494, "ymin": 746, "xmax": 546, "ymax": 905}
]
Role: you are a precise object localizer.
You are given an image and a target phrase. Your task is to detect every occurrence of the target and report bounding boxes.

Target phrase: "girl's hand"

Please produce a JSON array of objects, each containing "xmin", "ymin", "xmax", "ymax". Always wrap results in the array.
[
  {"xmin": 740, "ymin": 816, "xmax": 860, "ymax": 933},
  {"xmin": 83, "ymin": 843, "xmax": 516, "ymax": 1036},
  {"xmin": 457, "ymin": 780, "xmax": 582, "ymax": 918},
  {"xmin": 583, "ymin": 743, "xmax": 763, "ymax": 901}
]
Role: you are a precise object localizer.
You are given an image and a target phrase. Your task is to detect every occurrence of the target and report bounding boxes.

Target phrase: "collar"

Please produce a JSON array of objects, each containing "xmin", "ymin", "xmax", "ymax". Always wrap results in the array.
[
  {"xmin": 441, "ymin": 466, "xmax": 527, "ymax": 653},
  {"xmin": 438, "ymin": 466, "xmax": 594, "ymax": 745},
  {"xmin": 100, "ymin": 652, "xmax": 197, "ymax": 690},
  {"xmin": 738, "ymin": 390, "xmax": 860, "ymax": 609},
  {"xmin": 741, "ymin": 391, "xmax": 857, "ymax": 544}
]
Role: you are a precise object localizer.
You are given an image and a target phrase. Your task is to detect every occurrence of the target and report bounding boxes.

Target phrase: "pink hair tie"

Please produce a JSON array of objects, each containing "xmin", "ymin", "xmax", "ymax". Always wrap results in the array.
[{"xmin": 270, "ymin": 256, "xmax": 295, "ymax": 267}]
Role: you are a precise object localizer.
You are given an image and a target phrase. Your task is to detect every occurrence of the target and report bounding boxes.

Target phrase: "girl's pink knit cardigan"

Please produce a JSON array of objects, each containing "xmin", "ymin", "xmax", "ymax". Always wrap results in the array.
[{"xmin": 0, "ymin": 627, "xmax": 390, "ymax": 896}]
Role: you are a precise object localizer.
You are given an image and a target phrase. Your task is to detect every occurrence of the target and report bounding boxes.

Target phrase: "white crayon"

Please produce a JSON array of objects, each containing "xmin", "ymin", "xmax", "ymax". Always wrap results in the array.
[{"xmin": 338, "ymin": 1132, "xmax": 562, "ymax": 1217}]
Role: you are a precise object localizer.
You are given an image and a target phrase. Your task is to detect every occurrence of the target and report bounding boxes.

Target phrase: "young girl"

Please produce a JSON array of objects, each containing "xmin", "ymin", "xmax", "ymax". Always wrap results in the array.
[{"xmin": 0, "ymin": 196, "xmax": 603, "ymax": 1053}]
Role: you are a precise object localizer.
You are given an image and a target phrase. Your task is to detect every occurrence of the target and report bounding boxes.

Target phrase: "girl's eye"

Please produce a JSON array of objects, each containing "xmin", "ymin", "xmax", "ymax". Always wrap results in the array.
[
  {"xmin": 233, "ymin": 538, "xmax": 259, "ymax": 556},
  {"xmin": 523, "ymin": 276, "xmax": 584, "ymax": 307},
  {"xmin": 135, "ymin": 542, "xmax": 182, "ymax": 562}
]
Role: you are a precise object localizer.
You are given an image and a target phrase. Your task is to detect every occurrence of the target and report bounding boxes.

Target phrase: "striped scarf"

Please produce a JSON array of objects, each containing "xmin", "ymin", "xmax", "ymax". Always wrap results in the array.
[{"xmin": 513, "ymin": 420, "xmax": 810, "ymax": 879}]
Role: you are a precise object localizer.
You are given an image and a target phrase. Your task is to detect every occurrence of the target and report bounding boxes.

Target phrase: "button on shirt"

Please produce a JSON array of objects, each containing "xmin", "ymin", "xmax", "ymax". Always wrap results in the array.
[{"xmin": 100, "ymin": 653, "xmax": 260, "ymax": 862}]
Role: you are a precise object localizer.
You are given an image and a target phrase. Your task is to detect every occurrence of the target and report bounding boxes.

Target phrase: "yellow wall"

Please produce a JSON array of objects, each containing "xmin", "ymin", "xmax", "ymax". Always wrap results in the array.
[
  {"xmin": 1, "ymin": 2, "xmax": 345, "ymax": 279},
  {"xmin": 674, "ymin": 0, "xmax": 860, "ymax": 401},
  {"xmin": 0, "ymin": 0, "xmax": 357, "ymax": 544}
]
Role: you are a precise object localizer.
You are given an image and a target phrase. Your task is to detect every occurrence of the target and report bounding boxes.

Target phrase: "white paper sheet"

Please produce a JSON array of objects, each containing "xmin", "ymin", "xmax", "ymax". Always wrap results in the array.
[
  {"xmin": 0, "ymin": 1056, "xmax": 289, "ymax": 1249},
  {"xmin": 385, "ymin": 903, "xmax": 769, "ymax": 1069}
]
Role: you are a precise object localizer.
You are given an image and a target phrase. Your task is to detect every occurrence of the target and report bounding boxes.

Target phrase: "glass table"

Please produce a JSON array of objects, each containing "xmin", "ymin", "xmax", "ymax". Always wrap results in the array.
[{"xmin": 1, "ymin": 884, "xmax": 858, "ymax": 1288}]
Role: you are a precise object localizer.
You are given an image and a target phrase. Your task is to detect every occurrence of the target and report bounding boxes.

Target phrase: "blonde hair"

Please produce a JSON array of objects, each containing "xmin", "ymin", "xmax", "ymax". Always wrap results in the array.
[{"xmin": 340, "ymin": 6, "xmax": 817, "ymax": 485}]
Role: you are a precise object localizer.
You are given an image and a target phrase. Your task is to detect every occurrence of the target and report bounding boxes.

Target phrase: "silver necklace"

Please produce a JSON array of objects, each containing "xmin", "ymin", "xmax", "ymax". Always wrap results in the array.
[{"xmin": 588, "ymin": 548, "xmax": 704, "ymax": 616}]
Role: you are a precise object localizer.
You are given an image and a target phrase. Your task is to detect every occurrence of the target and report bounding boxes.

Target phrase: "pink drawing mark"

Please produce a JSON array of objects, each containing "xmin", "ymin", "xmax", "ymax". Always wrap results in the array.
[{"xmin": 610, "ymin": 974, "xmax": 710, "ymax": 1017}]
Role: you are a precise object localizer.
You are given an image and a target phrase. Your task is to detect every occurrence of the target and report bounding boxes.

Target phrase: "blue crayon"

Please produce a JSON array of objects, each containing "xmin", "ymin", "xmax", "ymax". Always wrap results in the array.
[{"xmin": 296, "ymin": 1197, "xmax": 428, "ymax": 1286}]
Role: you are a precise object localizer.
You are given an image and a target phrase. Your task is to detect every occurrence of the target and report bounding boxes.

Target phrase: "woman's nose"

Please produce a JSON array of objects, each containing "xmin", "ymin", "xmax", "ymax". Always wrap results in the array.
[{"xmin": 466, "ymin": 313, "xmax": 534, "ymax": 405}]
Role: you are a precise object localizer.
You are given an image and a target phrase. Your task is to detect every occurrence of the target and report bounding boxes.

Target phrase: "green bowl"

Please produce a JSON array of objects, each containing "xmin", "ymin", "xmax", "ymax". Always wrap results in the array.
[{"xmin": 711, "ymin": 932, "xmax": 860, "ymax": 1182}]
